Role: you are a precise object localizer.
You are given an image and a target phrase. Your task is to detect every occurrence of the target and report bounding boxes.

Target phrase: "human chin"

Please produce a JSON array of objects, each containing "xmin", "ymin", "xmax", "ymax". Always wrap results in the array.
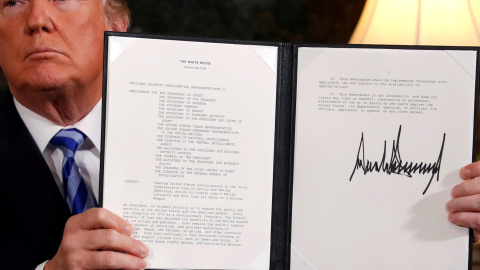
[{"xmin": 16, "ymin": 66, "xmax": 75, "ymax": 91}]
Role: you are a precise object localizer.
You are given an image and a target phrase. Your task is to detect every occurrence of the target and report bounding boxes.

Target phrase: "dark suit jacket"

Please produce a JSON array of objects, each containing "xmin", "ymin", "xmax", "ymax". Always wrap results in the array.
[{"xmin": 0, "ymin": 90, "xmax": 71, "ymax": 269}]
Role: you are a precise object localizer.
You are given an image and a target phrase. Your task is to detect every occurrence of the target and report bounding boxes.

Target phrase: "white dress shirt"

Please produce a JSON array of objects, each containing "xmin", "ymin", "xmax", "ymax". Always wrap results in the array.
[
  {"xmin": 14, "ymin": 98, "xmax": 102, "ymax": 270},
  {"xmin": 14, "ymin": 98, "xmax": 102, "ymax": 200}
]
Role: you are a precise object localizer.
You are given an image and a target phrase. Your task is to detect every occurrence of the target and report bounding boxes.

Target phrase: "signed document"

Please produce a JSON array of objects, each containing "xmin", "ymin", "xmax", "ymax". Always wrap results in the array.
[
  {"xmin": 101, "ymin": 33, "xmax": 278, "ymax": 269},
  {"xmin": 102, "ymin": 34, "xmax": 478, "ymax": 270},
  {"xmin": 291, "ymin": 47, "xmax": 477, "ymax": 269}
]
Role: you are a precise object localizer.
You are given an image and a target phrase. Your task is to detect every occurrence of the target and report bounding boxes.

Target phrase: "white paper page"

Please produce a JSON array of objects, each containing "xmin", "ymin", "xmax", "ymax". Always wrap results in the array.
[
  {"xmin": 102, "ymin": 36, "xmax": 278, "ymax": 269},
  {"xmin": 292, "ymin": 47, "xmax": 476, "ymax": 269}
]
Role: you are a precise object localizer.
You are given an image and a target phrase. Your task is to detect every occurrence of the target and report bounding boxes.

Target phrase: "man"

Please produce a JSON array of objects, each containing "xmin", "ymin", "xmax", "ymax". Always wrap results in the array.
[
  {"xmin": 0, "ymin": 0, "xmax": 148, "ymax": 269},
  {"xmin": 1, "ymin": 0, "xmax": 480, "ymax": 270}
]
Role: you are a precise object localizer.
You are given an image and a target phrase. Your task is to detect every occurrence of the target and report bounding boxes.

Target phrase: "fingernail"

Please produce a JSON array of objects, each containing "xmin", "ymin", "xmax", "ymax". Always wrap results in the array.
[
  {"xmin": 450, "ymin": 187, "xmax": 457, "ymax": 198},
  {"xmin": 447, "ymin": 213, "xmax": 454, "ymax": 222},
  {"xmin": 460, "ymin": 168, "xmax": 470, "ymax": 179},
  {"xmin": 445, "ymin": 201, "xmax": 451, "ymax": 212},
  {"xmin": 125, "ymin": 225, "xmax": 132, "ymax": 235},
  {"xmin": 141, "ymin": 244, "xmax": 149, "ymax": 257},
  {"xmin": 139, "ymin": 258, "xmax": 148, "ymax": 269}
]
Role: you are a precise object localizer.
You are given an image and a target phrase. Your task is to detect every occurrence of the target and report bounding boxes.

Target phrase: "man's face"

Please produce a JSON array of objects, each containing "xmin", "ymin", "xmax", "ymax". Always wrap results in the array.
[{"xmin": 0, "ymin": 0, "xmax": 113, "ymax": 96}]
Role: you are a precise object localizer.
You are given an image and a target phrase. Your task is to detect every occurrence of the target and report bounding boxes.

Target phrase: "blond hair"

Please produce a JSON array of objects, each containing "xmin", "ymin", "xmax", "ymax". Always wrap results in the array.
[{"xmin": 104, "ymin": 0, "xmax": 131, "ymax": 29}]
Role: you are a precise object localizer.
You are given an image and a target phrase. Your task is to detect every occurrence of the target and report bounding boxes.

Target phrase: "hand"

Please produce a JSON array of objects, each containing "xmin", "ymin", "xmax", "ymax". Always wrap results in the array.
[
  {"xmin": 446, "ymin": 161, "xmax": 480, "ymax": 242},
  {"xmin": 44, "ymin": 208, "xmax": 148, "ymax": 270}
]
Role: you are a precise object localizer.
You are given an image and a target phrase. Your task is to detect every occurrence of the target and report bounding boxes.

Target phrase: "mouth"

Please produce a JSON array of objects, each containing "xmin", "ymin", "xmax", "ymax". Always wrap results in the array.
[{"xmin": 26, "ymin": 47, "xmax": 64, "ymax": 59}]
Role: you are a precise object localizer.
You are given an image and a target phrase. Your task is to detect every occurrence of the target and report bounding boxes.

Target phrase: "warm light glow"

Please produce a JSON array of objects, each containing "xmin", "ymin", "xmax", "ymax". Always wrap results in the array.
[{"xmin": 350, "ymin": 0, "xmax": 480, "ymax": 45}]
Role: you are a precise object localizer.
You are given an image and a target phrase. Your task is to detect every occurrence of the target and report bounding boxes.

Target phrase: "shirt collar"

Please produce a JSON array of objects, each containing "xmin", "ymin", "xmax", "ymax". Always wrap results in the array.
[{"xmin": 14, "ymin": 98, "xmax": 102, "ymax": 152}]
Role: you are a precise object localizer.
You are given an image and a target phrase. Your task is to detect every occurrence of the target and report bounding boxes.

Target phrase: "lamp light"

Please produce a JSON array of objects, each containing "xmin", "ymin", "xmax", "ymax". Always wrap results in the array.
[{"xmin": 349, "ymin": 0, "xmax": 480, "ymax": 45}]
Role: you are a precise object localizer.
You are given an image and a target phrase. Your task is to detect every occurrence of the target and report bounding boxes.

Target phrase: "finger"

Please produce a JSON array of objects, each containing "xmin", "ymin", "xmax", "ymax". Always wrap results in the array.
[
  {"xmin": 448, "ymin": 212, "xmax": 480, "ymax": 231},
  {"xmin": 475, "ymin": 232, "xmax": 480, "ymax": 243},
  {"xmin": 451, "ymin": 177, "xmax": 480, "ymax": 198},
  {"xmin": 68, "ymin": 208, "xmax": 133, "ymax": 236},
  {"xmin": 80, "ymin": 250, "xmax": 147, "ymax": 270},
  {"xmin": 450, "ymin": 213, "xmax": 480, "ymax": 243},
  {"xmin": 84, "ymin": 228, "xmax": 148, "ymax": 258},
  {"xmin": 460, "ymin": 161, "xmax": 480, "ymax": 180},
  {"xmin": 446, "ymin": 194, "xmax": 480, "ymax": 214}
]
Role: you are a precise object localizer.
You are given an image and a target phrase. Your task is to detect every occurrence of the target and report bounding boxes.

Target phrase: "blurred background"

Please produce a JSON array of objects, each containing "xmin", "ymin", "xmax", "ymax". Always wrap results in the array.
[{"xmin": 127, "ymin": 0, "xmax": 365, "ymax": 44}]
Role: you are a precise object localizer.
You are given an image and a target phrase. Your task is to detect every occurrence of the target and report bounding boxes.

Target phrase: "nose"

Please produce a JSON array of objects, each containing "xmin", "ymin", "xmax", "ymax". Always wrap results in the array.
[{"xmin": 25, "ymin": 0, "xmax": 54, "ymax": 34}]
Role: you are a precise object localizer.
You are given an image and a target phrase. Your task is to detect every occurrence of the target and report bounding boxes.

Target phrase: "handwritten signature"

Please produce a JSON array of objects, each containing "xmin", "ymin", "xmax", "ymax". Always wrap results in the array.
[{"xmin": 349, "ymin": 126, "xmax": 446, "ymax": 195}]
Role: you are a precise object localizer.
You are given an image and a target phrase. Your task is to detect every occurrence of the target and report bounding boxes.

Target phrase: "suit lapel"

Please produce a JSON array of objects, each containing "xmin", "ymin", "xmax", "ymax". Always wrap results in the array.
[{"xmin": 0, "ymin": 90, "xmax": 71, "ymax": 259}]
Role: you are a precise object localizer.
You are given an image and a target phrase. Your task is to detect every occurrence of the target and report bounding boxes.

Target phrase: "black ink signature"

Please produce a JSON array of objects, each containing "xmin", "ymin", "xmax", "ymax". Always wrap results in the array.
[{"xmin": 349, "ymin": 125, "xmax": 446, "ymax": 195}]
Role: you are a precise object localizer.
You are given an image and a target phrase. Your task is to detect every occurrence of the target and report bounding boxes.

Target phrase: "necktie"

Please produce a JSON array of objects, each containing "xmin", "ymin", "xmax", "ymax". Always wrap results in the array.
[{"xmin": 50, "ymin": 128, "xmax": 97, "ymax": 215}]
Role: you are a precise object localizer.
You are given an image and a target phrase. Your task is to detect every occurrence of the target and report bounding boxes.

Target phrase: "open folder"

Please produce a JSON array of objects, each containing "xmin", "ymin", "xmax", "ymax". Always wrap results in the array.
[{"xmin": 100, "ymin": 32, "xmax": 478, "ymax": 270}]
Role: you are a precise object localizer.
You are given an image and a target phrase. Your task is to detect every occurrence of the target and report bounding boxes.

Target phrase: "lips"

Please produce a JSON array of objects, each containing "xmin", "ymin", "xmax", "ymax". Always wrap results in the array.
[{"xmin": 26, "ymin": 47, "xmax": 63, "ymax": 59}]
